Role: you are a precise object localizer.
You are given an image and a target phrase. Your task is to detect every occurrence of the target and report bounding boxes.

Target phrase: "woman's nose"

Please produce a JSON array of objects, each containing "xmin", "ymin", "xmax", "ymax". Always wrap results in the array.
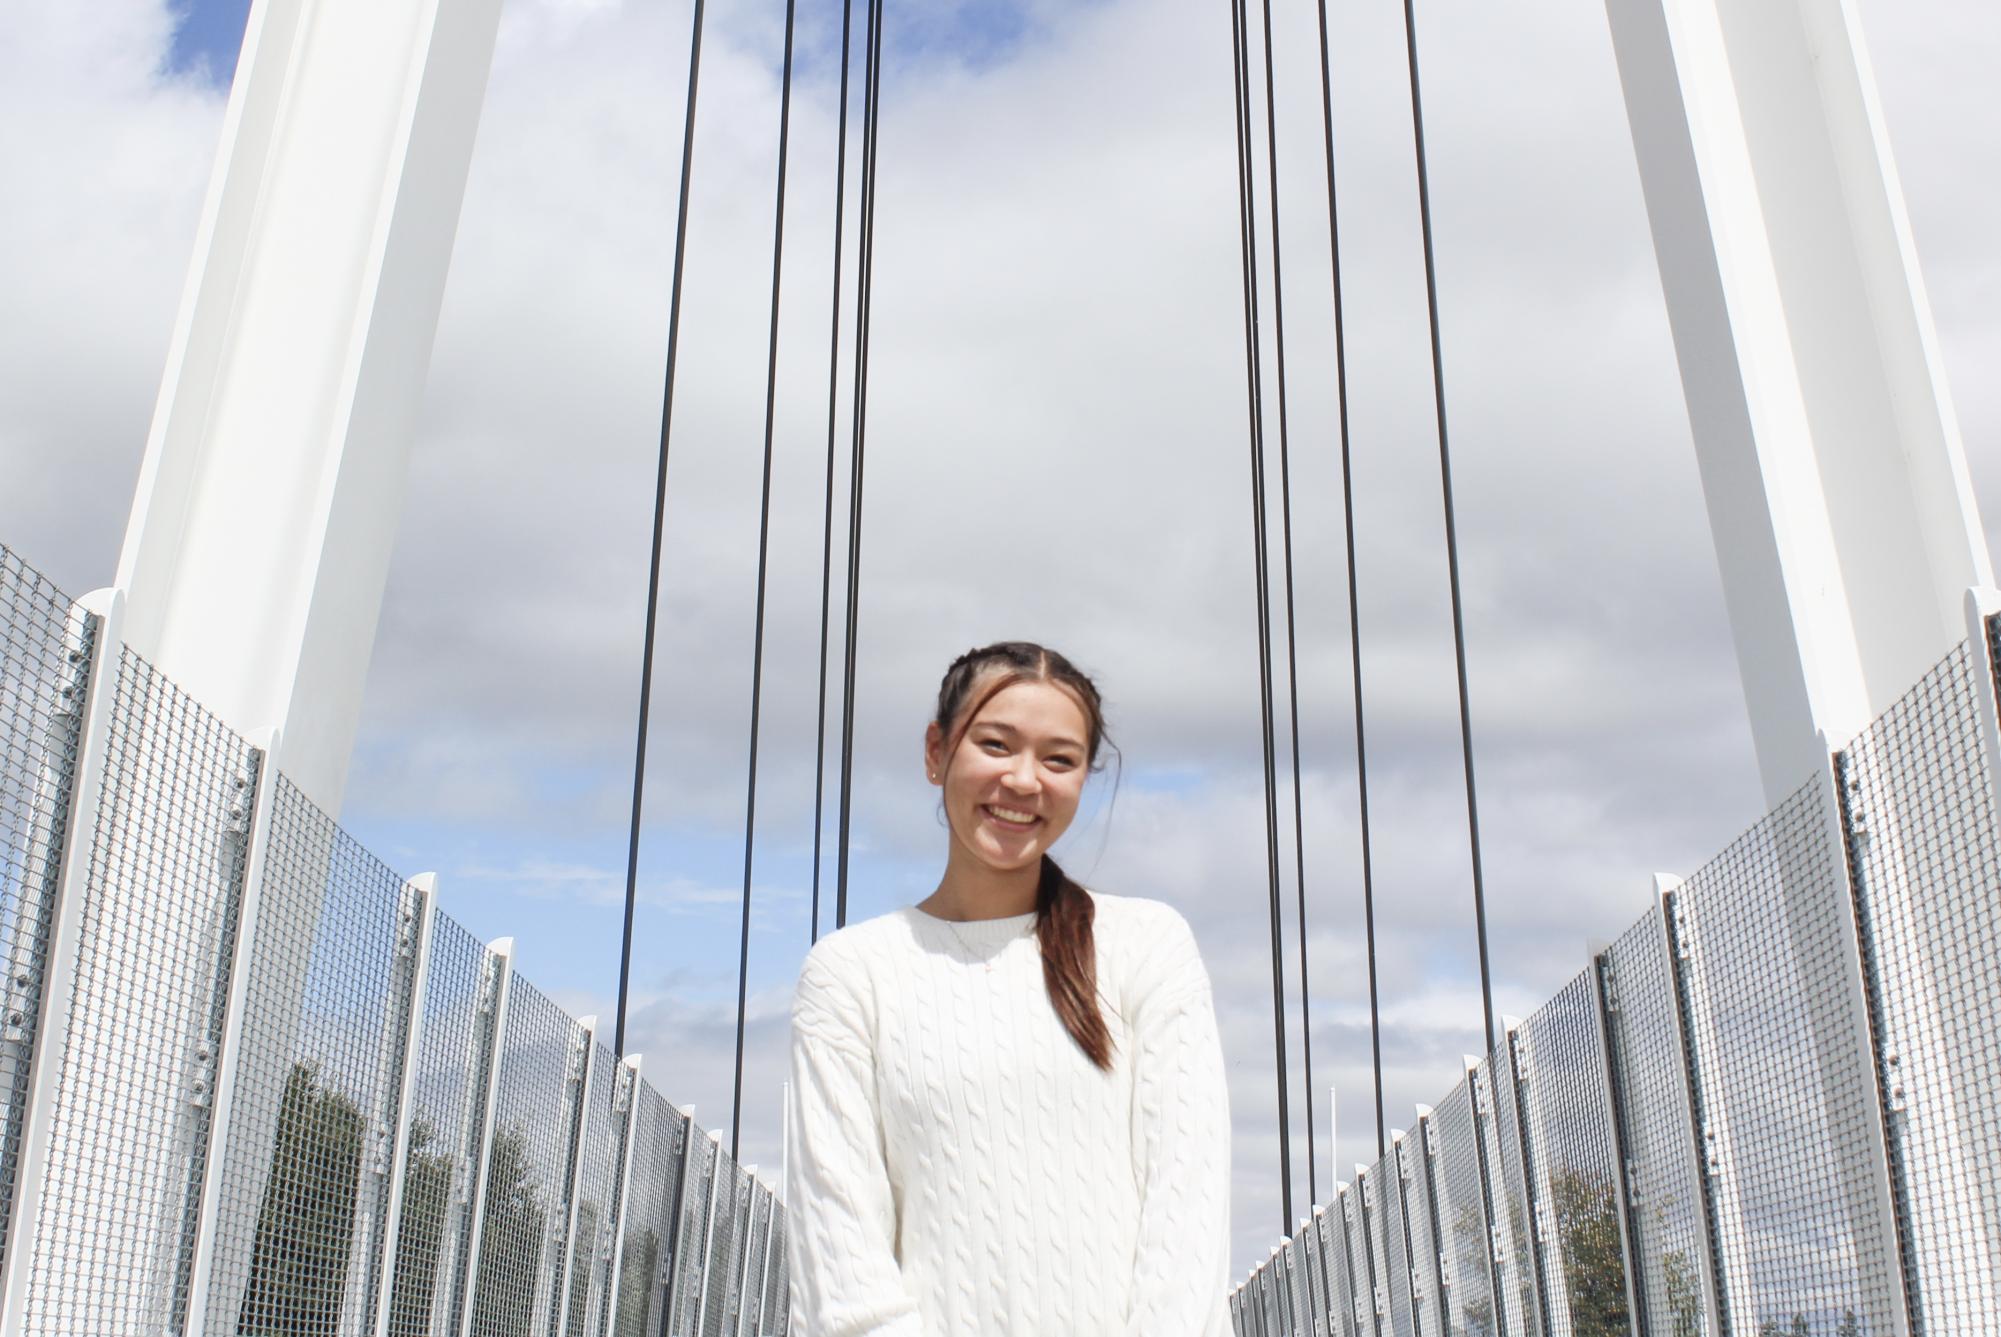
[{"xmin": 1002, "ymin": 755, "xmax": 1039, "ymax": 791}]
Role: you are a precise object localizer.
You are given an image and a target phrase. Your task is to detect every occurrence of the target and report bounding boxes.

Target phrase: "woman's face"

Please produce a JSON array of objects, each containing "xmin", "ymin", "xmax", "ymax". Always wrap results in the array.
[{"xmin": 926, "ymin": 678, "xmax": 1093, "ymax": 876}]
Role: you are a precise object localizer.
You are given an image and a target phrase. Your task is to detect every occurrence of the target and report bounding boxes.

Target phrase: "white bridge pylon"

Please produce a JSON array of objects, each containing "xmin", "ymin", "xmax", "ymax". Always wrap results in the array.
[{"xmin": 1606, "ymin": 0, "xmax": 1991, "ymax": 804}]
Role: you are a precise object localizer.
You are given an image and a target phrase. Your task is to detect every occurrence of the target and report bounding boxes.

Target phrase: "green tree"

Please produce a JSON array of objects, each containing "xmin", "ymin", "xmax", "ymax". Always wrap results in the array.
[
  {"xmin": 612, "ymin": 1226, "xmax": 661, "ymax": 1337},
  {"xmin": 468, "ymin": 1126, "xmax": 550, "ymax": 1337},
  {"xmin": 382, "ymin": 1119, "xmax": 455, "ymax": 1336},
  {"xmin": 1660, "ymin": 1249, "xmax": 1703, "ymax": 1337},
  {"xmin": 237, "ymin": 1062, "xmax": 365, "ymax": 1334},
  {"xmin": 1548, "ymin": 1167, "xmax": 1631, "ymax": 1336},
  {"xmin": 1838, "ymin": 1310, "xmax": 1861, "ymax": 1337}
]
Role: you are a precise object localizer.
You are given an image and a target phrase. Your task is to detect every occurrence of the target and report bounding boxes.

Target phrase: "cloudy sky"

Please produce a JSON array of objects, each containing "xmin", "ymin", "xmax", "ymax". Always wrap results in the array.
[{"xmin": 4, "ymin": 0, "xmax": 1996, "ymax": 1274}]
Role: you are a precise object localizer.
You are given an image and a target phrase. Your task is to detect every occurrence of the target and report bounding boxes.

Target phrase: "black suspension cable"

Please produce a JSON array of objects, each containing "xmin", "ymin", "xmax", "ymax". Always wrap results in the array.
[
  {"xmin": 834, "ymin": 0, "xmax": 886, "ymax": 931},
  {"xmin": 1400, "ymin": 0, "xmax": 1495, "ymax": 1055},
  {"xmin": 809, "ymin": 0, "xmax": 857, "ymax": 948},
  {"xmin": 616, "ymin": 0, "xmax": 708, "ymax": 1059},
  {"xmin": 1256, "ymin": 0, "xmax": 1317, "ymax": 1208},
  {"xmin": 1225, "ymin": 0, "xmax": 1294, "ymax": 1231},
  {"xmin": 1314, "ymin": 0, "xmax": 1384, "ymax": 1162},
  {"xmin": 731, "ymin": 0, "xmax": 799, "ymax": 1161}
]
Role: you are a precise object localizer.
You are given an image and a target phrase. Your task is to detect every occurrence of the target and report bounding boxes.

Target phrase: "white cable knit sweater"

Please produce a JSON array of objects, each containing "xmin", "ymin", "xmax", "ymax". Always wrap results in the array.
[{"xmin": 785, "ymin": 890, "xmax": 1232, "ymax": 1337}]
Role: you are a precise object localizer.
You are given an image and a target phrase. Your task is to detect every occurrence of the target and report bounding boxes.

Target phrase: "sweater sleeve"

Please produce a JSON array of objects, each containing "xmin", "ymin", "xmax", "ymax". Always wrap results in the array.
[
  {"xmin": 786, "ymin": 943, "xmax": 926, "ymax": 1337},
  {"xmin": 1123, "ymin": 908, "xmax": 1233, "ymax": 1337}
]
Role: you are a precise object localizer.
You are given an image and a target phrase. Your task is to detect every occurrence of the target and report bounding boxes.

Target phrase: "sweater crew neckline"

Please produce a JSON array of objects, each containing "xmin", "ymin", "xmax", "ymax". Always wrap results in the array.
[{"xmin": 905, "ymin": 904, "xmax": 1039, "ymax": 945}]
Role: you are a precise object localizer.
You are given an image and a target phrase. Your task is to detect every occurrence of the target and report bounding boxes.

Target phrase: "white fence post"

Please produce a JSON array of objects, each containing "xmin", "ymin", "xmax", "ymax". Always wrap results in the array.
[
  {"xmin": 0, "ymin": 589, "xmax": 122, "ymax": 1337},
  {"xmin": 599, "ymin": 1054, "xmax": 645, "ymax": 1337},
  {"xmin": 1653, "ymin": 875, "xmax": 1729, "ymax": 1330},
  {"xmin": 178, "ymin": 722, "xmax": 282, "ymax": 1336},
  {"xmin": 1502, "ymin": 1017, "xmax": 1556, "ymax": 1336},
  {"xmin": 551, "ymin": 1016, "xmax": 601, "ymax": 1337},
  {"xmin": 370, "ymin": 873, "xmax": 441, "ymax": 1337},
  {"xmin": 1587, "ymin": 939, "xmax": 1647, "ymax": 1328},
  {"xmin": 453, "ymin": 936, "xmax": 515, "ymax": 1337}
]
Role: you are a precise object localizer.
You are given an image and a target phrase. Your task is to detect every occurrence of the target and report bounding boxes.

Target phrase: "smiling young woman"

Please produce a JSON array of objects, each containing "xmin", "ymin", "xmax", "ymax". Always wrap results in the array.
[{"xmin": 786, "ymin": 641, "xmax": 1232, "ymax": 1336}]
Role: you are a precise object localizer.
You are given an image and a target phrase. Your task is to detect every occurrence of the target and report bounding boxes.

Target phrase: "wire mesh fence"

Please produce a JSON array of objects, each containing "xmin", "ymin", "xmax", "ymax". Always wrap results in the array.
[
  {"xmin": 1515, "ymin": 970, "xmax": 1631, "ymax": 1336},
  {"xmin": 1843, "ymin": 638, "xmax": 2001, "ymax": 1331},
  {"xmin": 0, "ymin": 545, "xmax": 796, "ymax": 1337},
  {"xmin": 0, "ymin": 547, "xmax": 92, "ymax": 1282}
]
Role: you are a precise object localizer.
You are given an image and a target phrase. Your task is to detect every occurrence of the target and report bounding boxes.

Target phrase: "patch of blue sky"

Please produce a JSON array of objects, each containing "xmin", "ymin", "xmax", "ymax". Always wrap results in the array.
[{"xmin": 166, "ymin": 0, "xmax": 252, "ymax": 85}]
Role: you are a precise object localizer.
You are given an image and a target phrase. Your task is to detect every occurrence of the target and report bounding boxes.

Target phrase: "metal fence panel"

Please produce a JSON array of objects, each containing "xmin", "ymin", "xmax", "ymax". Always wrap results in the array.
[
  {"xmin": 1517, "ymin": 971, "xmax": 1631, "ymax": 1336},
  {"xmin": 612, "ymin": 1082, "xmax": 687, "ymax": 1337},
  {"xmin": 1261, "ymin": 1263, "xmax": 1284, "ymax": 1336},
  {"xmin": 1602, "ymin": 905, "xmax": 1713, "ymax": 1334},
  {"xmin": 377, "ymin": 910, "xmax": 494, "ymax": 1336},
  {"xmin": 760, "ymin": 1208, "xmax": 788, "ymax": 1337},
  {"xmin": 469, "ymin": 976, "xmax": 588, "ymax": 1336},
  {"xmin": 701, "ymin": 1154, "xmax": 747, "ymax": 1337},
  {"xmin": 1428, "ymin": 1077, "xmax": 1496, "ymax": 1337},
  {"xmin": 558, "ymin": 1039, "xmax": 624, "ymax": 1337},
  {"xmin": 1301, "ymin": 1210, "xmax": 1329, "ymax": 1335},
  {"xmin": 22, "ymin": 650, "xmax": 258, "ymax": 1335},
  {"xmin": 1282, "ymin": 1236, "xmax": 1307, "ymax": 1336},
  {"xmin": 1342, "ymin": 1187, "xmax": 1377, "ymax": 1334},
  {"xmin": 1481, "ymin": 1055, "xmax": 1542, "ymax": 1336},
  {"xmin": 1330, "ymin": 1199, "xmax": 1360, "ymax": 1337},
  {"xmin": 1403, "ymin": 1124, "xmax": 1444, "ymax": 1335},
  {"xmin": 1363, "ymin": 1163, "xmax": 1411, "ymax": 1337},
  {"xmin": 740, "ymin": 1186, "xmax": 771, "ymax": 1337},
  {"xmin": 203, "ymin": 775, "xmax": 419, "ymax": 1337},
  {"xmin": 1675, "ymin": 774, "xmax": 1900, "ymax": 1333},
  {"xmin": 669, "ymin": 1132, "xmax": 717, "ymax": 1337},
  {"xmin": 0, "ymin": 548, "xmax": 91, "ymax": 1278},
  {"xmin": 1845, "ymin": 637, "xmax": 2001, "ymax": 1328}
]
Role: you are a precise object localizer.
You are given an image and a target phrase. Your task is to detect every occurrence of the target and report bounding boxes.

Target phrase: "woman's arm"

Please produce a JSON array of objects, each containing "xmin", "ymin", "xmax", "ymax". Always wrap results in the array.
[
  {"xmin": 1124, "ymin": 907, "xmax": 1233, "ymax": 1337},
  {"xmin": 786, "ymin": 944, "xmax": 926, "ymax": 1337}
]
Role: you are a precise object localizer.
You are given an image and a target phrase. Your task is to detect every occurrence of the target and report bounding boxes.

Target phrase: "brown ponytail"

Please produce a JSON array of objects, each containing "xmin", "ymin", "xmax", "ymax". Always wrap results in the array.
[{"xmin": 934, "ymin": 642, "xmax": 1119, "ymax": 1071}]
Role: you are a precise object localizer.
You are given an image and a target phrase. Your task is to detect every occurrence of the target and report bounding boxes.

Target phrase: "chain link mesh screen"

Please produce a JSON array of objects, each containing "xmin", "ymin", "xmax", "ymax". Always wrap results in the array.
[
  {"xmin": 1844, "ymin": 637, "xmax": 2001, "ymax": 1330},
  {"xmin": 1602, "ymin": 905, "xmax": 1713, "ymax": 1334},
  {"xmin": 1341, "ymin": 1186, "xmax": 1376, "ymax": 1333},
  {"xmin": 1403, "ymin": 1124, "xmax": 1444, "ymax": 1335},
  {"xmin": 612, "ymin": 1081, "xmax": 687, "ymax": 1337},
  {"xmin": 1516, "ymin": 970, "xmax": 1631, "ymax": 1336},
  {"xmin": 1674, "ymin": 775, "xmax": 1900, "ymax": 1333},
  {"xmin": 0, "ymin": 547, "xmax": 91, "ymax": 1278},
  {"xmin": 469, "ymin": 976, "xmax": 588, "ymax": 1336},
  {"xmin": 203, "ymin": 774, "xmax": 419, "ymax": 1337},
  {"xmin": 669, "ymin": 1132, "xmax": 718, "ymax": 1337},
  {"xmin": 23, "ymin": 649, "xmax": 258, "ymax": 1335},
  {"xmin": 383, "ymin": 909, "xmax": 494, "ymax": 1337}
]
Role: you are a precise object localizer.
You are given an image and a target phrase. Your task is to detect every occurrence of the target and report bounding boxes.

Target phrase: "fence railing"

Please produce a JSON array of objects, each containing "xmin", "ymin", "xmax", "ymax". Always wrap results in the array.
[
  {"xmin": 1233, "ymin": 611, "xmax": 2001, "ymax": 1336},
  {"xmin": 0, "ymin": 543, "xmax": 788, "ymax": 1337}
]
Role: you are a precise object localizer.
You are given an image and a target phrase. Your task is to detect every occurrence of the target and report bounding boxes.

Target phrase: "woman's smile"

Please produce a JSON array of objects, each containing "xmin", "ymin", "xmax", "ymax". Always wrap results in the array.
[{"xmin": 982, "ymin": 802, "xmax": 1040, "ymax": 830}]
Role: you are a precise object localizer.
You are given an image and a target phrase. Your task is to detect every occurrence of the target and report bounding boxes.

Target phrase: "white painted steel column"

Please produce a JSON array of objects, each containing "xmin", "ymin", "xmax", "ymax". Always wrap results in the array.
[
  {"xmin": 1604, "ymin": 0, "xmax": 1991, "ymax": 804},
  {"xmin": 115, "ymin": 0, "xmax": 503, "ymax": 814},
  {"xmin": 692, "ymin": 1131, "xmax": 727, "ymax": 1330},
  {"xmin": 371, "ymin": 874, "xmax": 441, "ymax": 1337},
  {"xmin": 0, "ymin": 591, "xmax": 122, "ymax": 1337},
  {"xmin": 454, "ymin": 936, "xmax": 515, "ymax": 1337}
]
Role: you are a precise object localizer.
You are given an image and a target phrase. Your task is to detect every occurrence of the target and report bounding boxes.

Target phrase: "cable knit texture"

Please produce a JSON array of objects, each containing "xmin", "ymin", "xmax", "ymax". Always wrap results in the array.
[{"xmin": 786, "ymin": 891, "xmax": 1231, "ymax": 1336}]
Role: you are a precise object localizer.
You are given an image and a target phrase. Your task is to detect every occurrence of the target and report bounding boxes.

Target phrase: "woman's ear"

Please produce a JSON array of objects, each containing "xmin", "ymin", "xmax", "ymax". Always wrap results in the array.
[{"xmin": 923, "ymin": 721, "xmax": 944, "ymax": 785}]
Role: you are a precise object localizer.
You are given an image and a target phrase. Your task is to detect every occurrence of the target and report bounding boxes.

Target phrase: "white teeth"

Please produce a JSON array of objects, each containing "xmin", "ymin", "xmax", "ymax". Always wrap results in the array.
[{"xmin": 987, "ymin": 805, "xmax": 1037, "ymax": 824}]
